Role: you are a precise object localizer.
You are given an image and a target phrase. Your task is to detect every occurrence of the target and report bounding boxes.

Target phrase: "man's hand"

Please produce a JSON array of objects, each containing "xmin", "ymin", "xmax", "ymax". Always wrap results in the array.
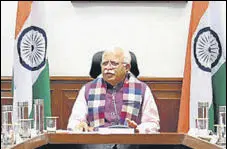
[
  {"xmin": 74, "ymin": 122, "xmax": 94, "ymax": 132},
  {"xmin": 126, "ymin": 118, "xmax": 139, "ymax": 133}
]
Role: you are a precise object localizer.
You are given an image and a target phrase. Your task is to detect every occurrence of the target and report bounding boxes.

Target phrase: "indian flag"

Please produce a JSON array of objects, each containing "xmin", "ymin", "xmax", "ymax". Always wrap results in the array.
[
  {"xmin": 178, "ymin": 1, "xmax": 226, "ymax": 133},
  {"xmin": 12, "ymin": 1, "xmax": 51, "ymax": 125}
]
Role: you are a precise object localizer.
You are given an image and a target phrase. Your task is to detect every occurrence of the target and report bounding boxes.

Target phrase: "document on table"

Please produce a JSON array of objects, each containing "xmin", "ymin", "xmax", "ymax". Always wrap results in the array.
[
  {"xmin": 98, "ymin": 127, "xmax": 134, "ymax": 134},
  {"xmin": 55, "ymin": 128, "xmax": 134, "ymax": 134}
]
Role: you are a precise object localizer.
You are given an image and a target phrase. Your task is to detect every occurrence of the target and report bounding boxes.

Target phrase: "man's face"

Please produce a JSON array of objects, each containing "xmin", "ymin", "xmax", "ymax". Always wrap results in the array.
[{"xmin": 101, "ymin": 50, "xmax": 128, "ymax": 86}]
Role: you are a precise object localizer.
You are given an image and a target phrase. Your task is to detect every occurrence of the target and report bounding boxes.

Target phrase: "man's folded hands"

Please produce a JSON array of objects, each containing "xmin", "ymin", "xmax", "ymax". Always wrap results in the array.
[
  {"xmin": 74, "ymin": 121, "xmax": 94, "ymax": 132},
  {"xmin": 74, "ymin": 119, "xmax": 141, "ymax": 133}
]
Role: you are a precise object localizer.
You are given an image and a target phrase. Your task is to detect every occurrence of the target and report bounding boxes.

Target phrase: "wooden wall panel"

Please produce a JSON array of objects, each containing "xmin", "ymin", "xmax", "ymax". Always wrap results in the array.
[
  {"xmin": 156, "ymin": 99, "xmax": 180, "ymax": 132},
  {"xmin": 1, "ymin": 76, "xmax": 182, "ymax": 132},
  {"xmin": 1, "ymin": 79, "xmax": 13, "ymax": 106},
  {"xmin": 62, "ymin": 89, "xmax": 79, "ymax": 129}
]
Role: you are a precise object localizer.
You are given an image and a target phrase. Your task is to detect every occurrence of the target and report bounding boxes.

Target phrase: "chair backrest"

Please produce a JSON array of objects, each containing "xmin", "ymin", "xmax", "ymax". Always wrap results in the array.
[{"xmin": 89, "ymin": 51, "xmax": 140, "ymax": 79}]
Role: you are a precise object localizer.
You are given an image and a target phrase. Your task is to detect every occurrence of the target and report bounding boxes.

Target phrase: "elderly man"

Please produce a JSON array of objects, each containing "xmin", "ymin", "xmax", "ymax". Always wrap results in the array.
[{"xmin": 67, "ymin": 47, "xmax": 160, "ymax": 134}]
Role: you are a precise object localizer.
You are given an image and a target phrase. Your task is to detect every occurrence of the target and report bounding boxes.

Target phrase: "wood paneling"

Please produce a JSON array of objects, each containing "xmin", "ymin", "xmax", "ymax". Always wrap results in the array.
[
  {"xmin": 1, "ymin": 78, "xmax": 13, "ymax": 106},
  {"xmin": 1, "ymin": 76, "xmax": 182, "ymax": 132}
]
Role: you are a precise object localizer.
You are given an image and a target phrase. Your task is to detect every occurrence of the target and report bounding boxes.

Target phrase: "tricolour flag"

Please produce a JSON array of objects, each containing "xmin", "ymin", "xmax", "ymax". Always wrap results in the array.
[
  {"xmin": 12, "ymin": 1, "xmax": 51, "ymax": 125},
  {"xmin": 178, "ymin": 1, "xmax": 226, "ymax": 133}
]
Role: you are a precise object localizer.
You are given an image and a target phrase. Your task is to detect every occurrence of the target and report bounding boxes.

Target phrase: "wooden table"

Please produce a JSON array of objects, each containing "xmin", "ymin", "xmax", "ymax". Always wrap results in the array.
[{"xmin": 9, "ymin": 133, "xmax": 223, "ymax": 149}]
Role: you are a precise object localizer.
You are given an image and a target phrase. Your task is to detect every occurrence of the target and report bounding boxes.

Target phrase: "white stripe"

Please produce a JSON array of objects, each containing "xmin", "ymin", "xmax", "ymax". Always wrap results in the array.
[{"xmin": 190, "ymin": 5, "xmax": 212, "ymax": 129}]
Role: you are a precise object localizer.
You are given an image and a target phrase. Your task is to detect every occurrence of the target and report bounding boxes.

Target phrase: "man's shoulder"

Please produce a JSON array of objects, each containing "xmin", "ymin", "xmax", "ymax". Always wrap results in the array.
[
  {"xmin": 133, "ymin": 77, "xmax": 148, "ymax": 88},
  {"xmin": 84, "ymin": 77, "xmax": 102, "ymax": 88}
]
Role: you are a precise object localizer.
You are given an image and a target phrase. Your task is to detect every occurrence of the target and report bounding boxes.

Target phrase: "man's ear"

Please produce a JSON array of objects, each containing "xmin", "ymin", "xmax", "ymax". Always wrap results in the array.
[{"xmin": 125, "ymin": 63, "xmax": 131, "ymax": 72}]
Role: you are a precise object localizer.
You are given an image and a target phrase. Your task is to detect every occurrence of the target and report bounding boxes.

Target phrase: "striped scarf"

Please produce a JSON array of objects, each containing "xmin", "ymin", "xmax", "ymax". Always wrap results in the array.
[{"xmin": 87, "ymin": 73, "xmax": 143, "ymax": 128}]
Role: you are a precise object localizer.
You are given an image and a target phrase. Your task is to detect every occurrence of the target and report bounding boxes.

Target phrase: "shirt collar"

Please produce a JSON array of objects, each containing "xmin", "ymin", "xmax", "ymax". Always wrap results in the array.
[
  {"xmin": 105, "ymin": 80, "xmax": 124, "ymax": 90},
  {"xmin": 104, "ymin": 73, "xmax": 130, "ymax": 90}
]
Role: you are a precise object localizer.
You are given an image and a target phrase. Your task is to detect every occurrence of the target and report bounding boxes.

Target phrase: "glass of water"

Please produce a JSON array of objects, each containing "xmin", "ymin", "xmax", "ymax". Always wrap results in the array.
[
  {"xmin": 46, "ymin": 116, "xmax": 58, "ymax": 133},
  {"xmin": 2, "ymin": 124, "xmax": 15, "ymax": 146},
  {"xmin": 19, "ymin": 119, "xmax": 33, "ymax": 139},
  {"xmin": 195, "ymin": 117, "xmax": 209, "ymax": 136},
  {"xmin": 17, "ymin": 102, "xmax": 29, "ymax": 120},
  {"xmin": 1, "ymin": 105, "xmax": 13, "ymax": 125},
  {"xmin": 195, "ymin": 118, "xmax": 209, "ymax": 130},
  {"xmin": 216, "ymin": 106, "xmax": 226, "ymax": 146},
  {"xmin": 214, "ymin": 124, "xmax": 226, "ymax": 146},
  {"xmin": 219, "ymin": 106, "xmax": 226, "ymax": 126}
]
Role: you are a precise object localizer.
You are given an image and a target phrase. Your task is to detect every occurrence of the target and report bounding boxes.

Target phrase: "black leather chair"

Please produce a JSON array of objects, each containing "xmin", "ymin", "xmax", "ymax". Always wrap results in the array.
[{"xmin": 89, "ymin": 51, "xmax": 140, "ymax": 79}]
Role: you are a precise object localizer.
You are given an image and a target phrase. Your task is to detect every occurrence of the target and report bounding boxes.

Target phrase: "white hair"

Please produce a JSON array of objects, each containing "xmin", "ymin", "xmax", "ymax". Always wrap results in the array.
[{"xmin": 102, "ymin": 46, "xmax": 131, "ymax": 64}]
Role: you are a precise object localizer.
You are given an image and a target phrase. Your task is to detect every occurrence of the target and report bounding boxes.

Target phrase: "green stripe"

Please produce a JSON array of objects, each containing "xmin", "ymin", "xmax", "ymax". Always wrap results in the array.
[
  {"xmin": 208, "ymin": 104, "xmax": 214, "ymax": 131},
  {"xmin": 209, "ymin": 62, "xmax": 226, "ymax": 130},
  {"xmin": 30, "ymin": 61, "xmax": 52, "ymax": 128}
]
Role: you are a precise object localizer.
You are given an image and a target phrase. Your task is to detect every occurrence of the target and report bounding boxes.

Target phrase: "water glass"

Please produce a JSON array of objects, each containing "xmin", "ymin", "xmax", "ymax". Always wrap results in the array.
[
  {"xmin": 195, "ymin": 118, "xmax": 209, "ymax": 136},
  {"xmin": 2, "ymin": 124, "xmax": 15, "ymax": 146},
  {"xmin": 214, "ymin": 124, "xmax": 226, "ymax": 145},
  {"xmin": 1, "ymin": 105, "xmax": 13, "ymax": 125},
  {"xmin": 215, "ymin": 106, "xmax": 226, "ymax": 146},
  {"xmin": 196, "ymin": 102, "xmax": 209, "ymax": 135},
  {"xmin": 219, "ymin": 106, "xmax": 226, "ymax": 125},
  {"xmin": 19, "ymin": 119, "xmax": 33, "ymax": 139},
  {"xmin": 198, "ymin": 101, "xmax": 209, "ymax": 119},
  {"xmin": 46, "ymin": 116, "xmax": 58, "ymax": 133},
  {"xmin": 34, "ymin": 99, "xmax": 44, "ymax": 135},
  {"xmin": 195, "ymin": 118, "xmax": 209, "ymax": 130},
  {"xmin": 17, "ymin": 101, "xmax": 29, "ymax": 120}
]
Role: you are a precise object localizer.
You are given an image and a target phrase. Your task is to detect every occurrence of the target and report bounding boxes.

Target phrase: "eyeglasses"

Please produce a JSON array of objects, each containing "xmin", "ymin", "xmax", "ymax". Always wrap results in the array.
[{"xmin": 101, "ymin": 60, "xmax": 126, "ymax": 67}]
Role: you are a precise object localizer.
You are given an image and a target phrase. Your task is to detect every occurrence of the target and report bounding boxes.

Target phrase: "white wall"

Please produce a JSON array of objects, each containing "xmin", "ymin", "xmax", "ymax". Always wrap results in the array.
[
  {"xmin": 1, "ymin": 1, "xmax": 225, "ymax": 77},
  {"xmin": 1, "ymin": 1, "xmax": 17, "ymax": 77}
]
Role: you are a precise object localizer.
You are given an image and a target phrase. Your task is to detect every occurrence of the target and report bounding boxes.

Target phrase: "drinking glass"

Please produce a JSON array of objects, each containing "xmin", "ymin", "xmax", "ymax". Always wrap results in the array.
[
  {"xmin": 1, "ymin": 105, "xmax": 14, "ymax": 146},
  {"xmin": 2, "ymin": 124, "xmax": 14, "ymax": 146},
  {"xmin": 17, "ymin": 101, "xmax": 29, "ymax": 120},
  {"xmin": 19, "ymin": 119, "xmax": 33, "ymax": 139},
  {"xmin": 34, "ymin": 99, "xmax": 44, "ymax": 135},
  {"xmin": 195, "ymin": 118, "xmax": 209, "ymax": 130},
  {"xmin": 2, "ymin": 105, "xmax": 13, "ymax": 125},
  {"xmin": 219, "ymin": 106, "xmax": 226, "ymax": 133},
  {"xmin": 46, "ymin": 116, "xmax": 58, "ymax": 133},
  {"xmin": 198, "ymin": 101, "xmax": 209, "ymax": 119},
  {"xmin": 214, "ymin": 106, "xmax": 226, "ymax": 146},
  {"xmin": 214, "ymin": 124, "xmax": 226, "ymax": 146},
  {"xmin": 195, "ymin": 117, "xmax": 210, "ymax": 136}
]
